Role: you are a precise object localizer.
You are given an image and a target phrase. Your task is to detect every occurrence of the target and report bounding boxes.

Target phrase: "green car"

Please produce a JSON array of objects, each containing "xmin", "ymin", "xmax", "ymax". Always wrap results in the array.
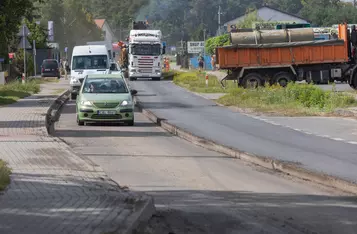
[{"xmin": 76, "ymin": 74, "xmax": 137, "ymax": 126}]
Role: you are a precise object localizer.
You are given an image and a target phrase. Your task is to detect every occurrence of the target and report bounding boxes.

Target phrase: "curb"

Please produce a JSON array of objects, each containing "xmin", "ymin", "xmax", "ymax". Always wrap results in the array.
[
  {"xmin": 45, "ymin": 89, "xmax": 70, "ymax": 135},
  {"xmin": 134, "ymin": 96, "xmax": 357, "ymax": 195},
  {"xmin": 45, "ymin": 92, "xmax": 156, "ymax": 233},
  {"xmin": 119, "ymin": 196, "xmax": 156, "ymax": 234}
]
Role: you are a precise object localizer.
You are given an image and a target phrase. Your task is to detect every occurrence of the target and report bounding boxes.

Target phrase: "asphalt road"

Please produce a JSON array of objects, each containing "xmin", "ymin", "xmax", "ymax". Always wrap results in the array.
[
  {"xmin": 129, "ymin": 79, "xmax": 357, "ymax": 184},
  {"xmin": 54, "ymin": 100, "xmax": 357, "ymax": 234}
]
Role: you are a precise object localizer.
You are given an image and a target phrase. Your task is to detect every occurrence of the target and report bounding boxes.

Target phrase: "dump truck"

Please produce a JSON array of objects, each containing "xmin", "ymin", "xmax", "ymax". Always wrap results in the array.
[{"xmin": 217, "ymin": 23, "xmax": 357, "ymax": 89}]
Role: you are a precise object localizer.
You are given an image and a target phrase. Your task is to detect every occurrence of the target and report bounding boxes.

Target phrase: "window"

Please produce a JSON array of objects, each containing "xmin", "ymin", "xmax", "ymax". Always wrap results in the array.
[
  {"xmin": 42, "ymin": 60, "xmax": 58, "ymax": 69},
  {"xmin": 72, "ymin": 55, "xmax": 108, "ymax": 70},
  {"xmin": 130, "ymin": 44, "xmax": 161, "ymax": 56},
  {"xmin": 82, "ymin": 78, "xmax": 128, "ymax": 94}
]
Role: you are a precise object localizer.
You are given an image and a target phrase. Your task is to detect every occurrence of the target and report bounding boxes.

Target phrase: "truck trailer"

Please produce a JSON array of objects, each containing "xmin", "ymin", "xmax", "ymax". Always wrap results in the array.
[{"xmin": 217, "ymin": 23, "xmax": 357, "ymax": 89}]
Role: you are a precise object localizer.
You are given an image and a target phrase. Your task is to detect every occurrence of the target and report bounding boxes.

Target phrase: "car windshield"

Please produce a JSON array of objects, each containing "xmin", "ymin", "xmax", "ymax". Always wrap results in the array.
[
  {"xmin": 82, "ymin": 78, "xmax": 128, "ymax": 94},
  {"xmin": 72, "ymin": 55, "xmax": 108, "ymax": 70},
  {"xmin": 130, "ymin": 44, "xmax": 161, "ymax": 56}
]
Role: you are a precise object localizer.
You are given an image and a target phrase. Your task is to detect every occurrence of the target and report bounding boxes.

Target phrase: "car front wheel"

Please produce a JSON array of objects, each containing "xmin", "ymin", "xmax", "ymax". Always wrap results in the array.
[{"xmin": 76, "ymin": 114, "xmax": 84, "ymax": 126}]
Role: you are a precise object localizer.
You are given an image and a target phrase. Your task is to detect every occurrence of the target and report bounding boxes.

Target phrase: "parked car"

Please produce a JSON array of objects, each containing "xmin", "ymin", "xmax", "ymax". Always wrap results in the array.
[
  {"xmin": 76, "ymin": 74, "xmax": 137, "ymax": 126},
  {"xmin": 41, "ymin": 59, "xmax": 60, "ymax": 78}
]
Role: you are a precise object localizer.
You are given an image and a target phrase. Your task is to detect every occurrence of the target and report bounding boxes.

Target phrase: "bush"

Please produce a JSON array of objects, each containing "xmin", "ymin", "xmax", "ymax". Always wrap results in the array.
[
  {"xmin": 205, "ymin": 34, "xmax": 230, "ymax": 55},
  {"xmin": 0, "ymin": 160, "xmax": 11, "ymax": 191}
]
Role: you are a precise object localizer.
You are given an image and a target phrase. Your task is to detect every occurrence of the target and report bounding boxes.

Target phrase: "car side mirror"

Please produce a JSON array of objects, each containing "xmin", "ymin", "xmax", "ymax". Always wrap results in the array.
[{"xmin": 130, "ymin": 89, "xmax": 138, "ymax": 95}]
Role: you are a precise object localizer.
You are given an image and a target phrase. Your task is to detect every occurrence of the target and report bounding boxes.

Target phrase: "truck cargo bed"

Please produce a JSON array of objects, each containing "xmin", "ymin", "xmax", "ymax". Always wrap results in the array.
[{"xmin": 217, "ymin": 25, "xmax": 349, "ymax": 69}]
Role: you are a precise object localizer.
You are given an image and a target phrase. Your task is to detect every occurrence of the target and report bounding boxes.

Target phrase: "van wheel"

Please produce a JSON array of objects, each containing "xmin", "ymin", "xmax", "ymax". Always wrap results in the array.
[
  {"xmin": 273, "ymin": 72, "xmax": 294, "ymax": 87},
  {"xmin": 129, "ymin": 77, "xmax": 137, "ymax": 81},
  {"xmin": 242, "ymin": 73, "xmax": 263, "ymax": 88},
  {"xmin": 71, "ymin": 93, "xmax": 77, "ymax": 100}
]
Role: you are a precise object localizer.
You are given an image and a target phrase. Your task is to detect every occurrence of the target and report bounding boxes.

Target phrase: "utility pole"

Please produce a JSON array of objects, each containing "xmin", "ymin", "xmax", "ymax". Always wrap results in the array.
[
  {"xmin": 218, "ymin": 5, "xmax": 222, "ymax": 36},
  {"xmin": 203, "ymin": 29, "xmax": 206, "ymax": 57},
  {"xmin": 22, "ymin": 25, "xmax": 26, "ymax": 82},
  {"xmin": 33, "ymin": 40, "xmax": 36, "ymax": 76}
]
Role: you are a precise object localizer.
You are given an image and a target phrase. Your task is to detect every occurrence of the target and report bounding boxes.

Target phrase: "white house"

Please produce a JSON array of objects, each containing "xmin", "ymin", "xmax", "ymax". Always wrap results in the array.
[
  {"xmin": 94, "ymin": 19, "xmax": 117, "ymax": 43},
  {"xmin": 219, "ymin": 6, "xmax": 310, "ymax": 34}
]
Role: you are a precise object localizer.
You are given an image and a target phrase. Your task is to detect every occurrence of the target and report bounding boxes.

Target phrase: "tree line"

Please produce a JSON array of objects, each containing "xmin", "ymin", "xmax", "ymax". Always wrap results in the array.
[{"xmin": 2, "ymin": 0, "xmax": 357, "ymax": 62}]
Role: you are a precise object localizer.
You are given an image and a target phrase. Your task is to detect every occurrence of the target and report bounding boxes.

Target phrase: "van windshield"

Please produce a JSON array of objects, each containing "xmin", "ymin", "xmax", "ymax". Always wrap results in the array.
[{"xmin": 72, "ymin": 55, "xmax": 108, "ymax": 70}]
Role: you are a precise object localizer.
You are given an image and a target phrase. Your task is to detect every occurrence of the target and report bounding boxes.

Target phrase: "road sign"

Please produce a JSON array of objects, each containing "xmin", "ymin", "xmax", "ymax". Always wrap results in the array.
[
  {"xmin": 17, "ymin": 25, "xmax": 30, "ymax": 37},
  {"xmin": 18, "ymin": 37, "xmax": 32, "ymax": 49},
  {"xmin": 187, "ymin": 41, "xmax": 205, "ymax": 54},
  {"xmin": 65, "ymin": 47, "xmax": 68, "ymax": 52}
]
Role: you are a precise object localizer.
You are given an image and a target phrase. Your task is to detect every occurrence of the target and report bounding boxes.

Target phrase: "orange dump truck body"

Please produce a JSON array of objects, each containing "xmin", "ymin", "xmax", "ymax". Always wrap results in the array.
[{"xmin": 216, "ymin": 24, "xmax": 349, "ymax": 69}]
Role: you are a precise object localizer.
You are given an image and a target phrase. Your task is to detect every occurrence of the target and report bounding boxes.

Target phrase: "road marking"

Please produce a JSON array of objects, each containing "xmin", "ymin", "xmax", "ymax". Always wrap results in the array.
[{"xmin": 169, "ymin": 83, "xmax": 357, "ymax": 146}]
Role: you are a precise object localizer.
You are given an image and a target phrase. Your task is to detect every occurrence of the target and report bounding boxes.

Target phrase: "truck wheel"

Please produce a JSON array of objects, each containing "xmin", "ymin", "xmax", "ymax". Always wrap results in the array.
[
  {"xmin": 273, "ymin": 72, "xmax": 294, "ymax": 87},
  {"xmin": 350, "ymin": 72, "xmax": 357, "ymax": 90},
  {"xmin": 242, "ymin": 73, "xmax": 263, "ymax": 89}
]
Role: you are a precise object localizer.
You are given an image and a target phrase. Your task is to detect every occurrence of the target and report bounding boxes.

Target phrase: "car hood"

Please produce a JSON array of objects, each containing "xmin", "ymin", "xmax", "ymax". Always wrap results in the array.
[
  {"xmin": 72, "ymin": 69, "xmax": 109, "ymax": 78},
  {"xmin": 80, "ymin": 93, "xmax": 131, "ymax": 102}
]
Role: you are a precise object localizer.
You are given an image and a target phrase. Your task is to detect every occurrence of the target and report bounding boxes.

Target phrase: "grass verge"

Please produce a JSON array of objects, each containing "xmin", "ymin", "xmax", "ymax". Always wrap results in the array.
[
  {"xmin": 0, "ymin": 160, "xmax": 11, "ymax": 191},
  {"xmin": 171, "ymin": 71, "xmax": 357, "ymax": 116},
  {"xmin": 171, "ymin": 71, "xmax": 236, "ymax": 93},
  {"xmin": 0, "ymin": 79, "xmax": 41, "ymax": 105}
]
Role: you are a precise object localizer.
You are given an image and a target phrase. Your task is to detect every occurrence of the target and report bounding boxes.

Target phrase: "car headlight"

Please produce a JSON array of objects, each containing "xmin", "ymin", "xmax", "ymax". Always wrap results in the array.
[
  {"xmin": 80, "ymin": 101, "xmax": 92, "ymax": 106},
  {"xmin": 70, "ymin": 77, "xmax": 80, "ymax": 84},
  {"xmin": 120, "ymin": 100, "xmax": 133, "ymax": 106}
]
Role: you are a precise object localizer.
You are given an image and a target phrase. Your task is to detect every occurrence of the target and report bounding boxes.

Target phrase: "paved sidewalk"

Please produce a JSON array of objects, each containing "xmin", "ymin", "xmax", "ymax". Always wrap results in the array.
[{"xmin": 0, "ymin": 79, "xmax": 154, "ymax": 234}]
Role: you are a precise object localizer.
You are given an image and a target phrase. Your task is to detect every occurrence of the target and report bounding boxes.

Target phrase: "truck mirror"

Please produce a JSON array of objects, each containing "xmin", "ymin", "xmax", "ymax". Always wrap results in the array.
[{"xmin": 110, "ymin": 64, "xmax": 116, "ymax": 71}]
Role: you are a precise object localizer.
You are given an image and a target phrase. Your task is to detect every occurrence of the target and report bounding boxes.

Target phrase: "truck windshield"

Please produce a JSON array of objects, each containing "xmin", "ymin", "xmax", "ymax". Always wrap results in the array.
[
  {"xmin": 72, "ymin": 55, "xmax": 108, "ymax": 70},
  {"xmin": 131, "ymin": 44, "xmax": 161, "ymax": 56}
]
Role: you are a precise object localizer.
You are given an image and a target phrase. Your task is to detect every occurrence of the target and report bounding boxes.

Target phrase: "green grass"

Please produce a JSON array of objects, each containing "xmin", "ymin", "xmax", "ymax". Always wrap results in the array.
[
  {"xmin": 0, "ymin": 160, "xmax": 11, "ymax": 191},
  {"xmin": 171, "ymin": 71, "xmax": 357, "ymax": 116},
  {"xmin": 172, "ymin": 71, "xmax": 237, "ymax": 93},
  {"xmin": 0, "ymin": 79, "xmax": 41, "ymax": 105},
  {"xmin": 218, "ymin": 83, "xmax": 357, "ymax": 116}
]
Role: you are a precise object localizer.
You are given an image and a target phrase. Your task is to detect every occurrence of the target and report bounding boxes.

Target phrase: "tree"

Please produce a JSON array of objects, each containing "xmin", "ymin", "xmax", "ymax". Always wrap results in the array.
[
  {"xmin": 0, "ymin": 0, "xmax": 38, "ymax": 61},
  {"xmin": 24, "ymin": 19, "xmax": 48, "ymax": 49}
]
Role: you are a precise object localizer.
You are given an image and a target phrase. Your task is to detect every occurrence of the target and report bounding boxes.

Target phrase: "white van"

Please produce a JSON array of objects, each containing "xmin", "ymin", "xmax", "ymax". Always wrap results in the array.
[{"xmin": 69, "ymin": 45, "xmax": 113, "ymax": 99}]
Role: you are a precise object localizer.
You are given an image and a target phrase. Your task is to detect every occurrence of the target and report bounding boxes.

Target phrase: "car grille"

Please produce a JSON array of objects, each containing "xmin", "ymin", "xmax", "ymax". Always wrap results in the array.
[
  {"xmin": 91, "ymin": 114, "xmax": 122, "ymax": 119},
  {"xmin": 92, "ymin": 102, "xmax": 119, "ymax": 108},
  {"xmin": 138, "ymin": 58, "xmax": 153, "ymax": 73}
]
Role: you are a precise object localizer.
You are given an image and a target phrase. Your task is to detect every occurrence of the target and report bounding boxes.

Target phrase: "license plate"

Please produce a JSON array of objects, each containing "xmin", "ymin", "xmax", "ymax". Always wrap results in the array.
[
  {"xmin": 45, "ymin": 69, "xmax": 50, "ymax": 71},
  {"xmin": 98, "ymin": 110, "xmax": 116, "ymax": 115}
]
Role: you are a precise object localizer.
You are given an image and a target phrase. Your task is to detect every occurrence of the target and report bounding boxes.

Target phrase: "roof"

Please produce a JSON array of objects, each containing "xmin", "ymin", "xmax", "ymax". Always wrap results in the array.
[
  {"xmin": 94, "ymin": 19, "xmax": 106, "ymax": 29},
  {"xmin": 224, "ymin": 5, "xmax": 310, "ymax": 26}
]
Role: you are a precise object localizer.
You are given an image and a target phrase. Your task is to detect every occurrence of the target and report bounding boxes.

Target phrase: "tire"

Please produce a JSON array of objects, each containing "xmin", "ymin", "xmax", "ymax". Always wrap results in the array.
[
  {"xmin": 350, "ymin": 71, "xmax": 357, "ymax": 90},
  {"xmin": 76, "ymin": 114, "xmax": 84, "ymax": 126},
  {"xmin": 126, "ymin": 119, "xmax": 134, "ymax": 126},
  {"xmin": 152, "ymin": 77, "xmax": 161, "ymax": 81},
  {"xmin": 242, "ymin": 73, "xmax": 263, "ymax": 89},
  {"xmin": 70, "ymin": 93, "xmax": 77, "ymax": 100},
  {"xmin": 129, "ymin": 77, "xmax": 137, "ymax": 81},
  {"xmin": 273, "ymin": 72, "xmax": 294, "ymax": 87}
]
